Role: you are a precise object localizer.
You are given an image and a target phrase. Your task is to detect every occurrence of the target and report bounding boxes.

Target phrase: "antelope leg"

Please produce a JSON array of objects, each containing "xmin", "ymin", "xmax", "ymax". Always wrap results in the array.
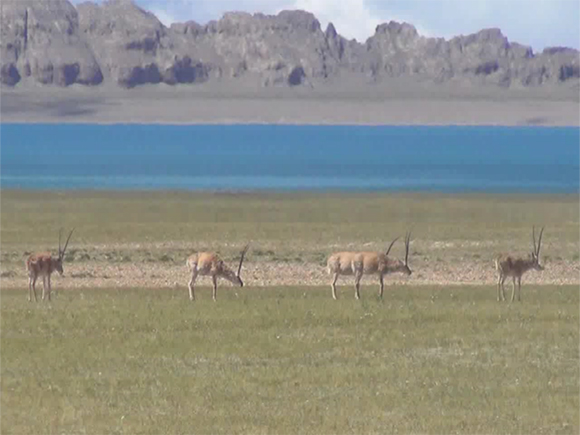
[
  {"xmin": 188, "ymin": 270, "xmax": 198, "ymax": 301},
  {"xmin": 331, "ymin": 273, "xmax": 339, "ymax": 300},
  {"xmin": 212, "ymin": 275, "xmax": 218, "ymax": 301},
  {"xmin": 354, "ymin": 272, "xmax": 362, "ymax": 300}
]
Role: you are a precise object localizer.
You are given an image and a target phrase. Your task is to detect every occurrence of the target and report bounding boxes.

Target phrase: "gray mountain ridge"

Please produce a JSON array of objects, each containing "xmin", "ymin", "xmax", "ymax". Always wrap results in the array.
[{"xmin": 1, "ymin": 0, "xmax": 579, "ymax": 90}]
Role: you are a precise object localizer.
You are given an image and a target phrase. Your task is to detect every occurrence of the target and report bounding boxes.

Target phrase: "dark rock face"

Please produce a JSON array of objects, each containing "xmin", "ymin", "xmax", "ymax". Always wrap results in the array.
[
  {"xmin": 1, "ymin": 63, "xmax": 21, "ymax": 86},
  {"xmin": 162, "ymin": 56, "xmax": 209, "ymax": 85},
  {"xmin": 288, "ymin": 66, "xmax": 306, "ymax": 86},
  {"xmin": 1, "ymin": 0, "xmax": 578, "ymax": 89}
]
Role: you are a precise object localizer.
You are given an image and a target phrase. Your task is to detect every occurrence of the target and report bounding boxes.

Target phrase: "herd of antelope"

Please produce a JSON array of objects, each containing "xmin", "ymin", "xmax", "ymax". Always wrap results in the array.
[{"xmin": 25, "ymin": 226, "xmax": 546, "ymax": 303}]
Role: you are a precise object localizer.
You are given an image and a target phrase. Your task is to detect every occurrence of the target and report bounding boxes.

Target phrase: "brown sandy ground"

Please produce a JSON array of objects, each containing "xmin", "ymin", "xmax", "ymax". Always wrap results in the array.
[{"xmin": 2, "ymin": 241, "xmax": 577, "ymax": 291}]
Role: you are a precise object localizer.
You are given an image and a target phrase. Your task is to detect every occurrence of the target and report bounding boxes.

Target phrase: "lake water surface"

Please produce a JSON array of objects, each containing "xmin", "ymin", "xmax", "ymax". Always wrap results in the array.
[{"xmin": 1, "ymin": 124, "xmax": 578, "ymax": 193}]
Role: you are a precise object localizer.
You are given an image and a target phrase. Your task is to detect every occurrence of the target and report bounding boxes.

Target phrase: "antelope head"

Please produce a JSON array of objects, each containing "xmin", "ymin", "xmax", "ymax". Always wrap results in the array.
[
  {"xmin": 56, "ymin": 228, "xmax": 75, "ymax": 276},
  {"xmin": 229, "ymin": 244, "xmax": 250, "ymax": 287},
  {"xmin": 386, "ymin": 232, "xmax": 412, "ymax": 276},
  {"xmin": 530, "ymin": 226, "xmax": 545, "ymax": 271}
]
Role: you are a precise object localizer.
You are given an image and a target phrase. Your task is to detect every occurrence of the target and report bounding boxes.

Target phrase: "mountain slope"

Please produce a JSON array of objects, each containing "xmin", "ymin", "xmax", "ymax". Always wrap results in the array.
[{"xmin": 1, "ymin": 0, "xmax": 578, "ymax": 89}]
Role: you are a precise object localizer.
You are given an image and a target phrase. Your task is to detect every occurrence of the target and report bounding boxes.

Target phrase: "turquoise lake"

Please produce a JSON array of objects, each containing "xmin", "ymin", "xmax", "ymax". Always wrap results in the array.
[{"xmin": 1, "ymin": 124, "xmax": 578, "ymax": 193}]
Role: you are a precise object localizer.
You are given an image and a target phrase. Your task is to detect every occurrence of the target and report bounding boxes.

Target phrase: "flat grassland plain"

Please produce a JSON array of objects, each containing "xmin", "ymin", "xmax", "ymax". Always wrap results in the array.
[{"xmin": 1, "ymin": 191, "xmax": 579, "ymax": 434}]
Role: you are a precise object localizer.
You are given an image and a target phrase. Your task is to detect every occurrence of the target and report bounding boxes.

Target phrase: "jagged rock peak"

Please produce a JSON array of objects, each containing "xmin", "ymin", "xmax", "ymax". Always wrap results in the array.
[
  {"xmin": 543, "ymin": 46, "xmax": 579, "ymax": 55},
  {"xmin": 325, "ymin": 22, "xmax": 338, "ymax": 39},
  {"xmin": 221, "ymin": 11, "xmax": 254, "ymax": 20},
  {"xmin": 170, "ymin": 20, "xmax": 204, "ymax": 36},
  {"xmin": 474, "ymin": 28, "xmax": 505, "ymax": 40},
  {"xmin": 277, "ymin": 10, "xmax": 321, "ymax": 32},
  {"xmin": 1, "ymin": 0, "xmax": 578, "ymax": 89},
  {"xmin": 77, "ymin": 0, "xmax": 164, "ymax": 27},
  {"xmin": 375, "ymin": 21, "xmax": 419, "ymax": 37}
]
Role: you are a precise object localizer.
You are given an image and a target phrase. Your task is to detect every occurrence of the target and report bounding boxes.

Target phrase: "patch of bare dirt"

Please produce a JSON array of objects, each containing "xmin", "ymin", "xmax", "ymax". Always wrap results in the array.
[{"xmin": 2, "ymin": 259, "xmax": 578, "ymax": 291}]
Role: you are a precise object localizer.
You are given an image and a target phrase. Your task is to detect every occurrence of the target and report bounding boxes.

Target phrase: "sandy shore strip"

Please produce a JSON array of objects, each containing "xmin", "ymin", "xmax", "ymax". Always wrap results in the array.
[
  {"xmin": 2, "ymin": 85, "xmax": 579, "ymax": 126},
  {"xmin": 2, "ymin": 258, "xmax": 578, "ymax": 290}
]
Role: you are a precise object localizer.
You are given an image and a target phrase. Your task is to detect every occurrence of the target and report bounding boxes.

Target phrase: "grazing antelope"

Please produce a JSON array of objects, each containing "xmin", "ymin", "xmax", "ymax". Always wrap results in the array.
[
  {"xmin": 495, "ymin": 226, "xmax": 545, "ymax": 302},
  {"xmin": 186, "ymin": 244, "xmax": 250, "ymax": 301},
  {"xmin": 327, "ymin": 232, "xmax": 412, "ymax": 300},
  {"xmin": 25, "ymin": 229, "xmax": 75, "ymax": 302}
]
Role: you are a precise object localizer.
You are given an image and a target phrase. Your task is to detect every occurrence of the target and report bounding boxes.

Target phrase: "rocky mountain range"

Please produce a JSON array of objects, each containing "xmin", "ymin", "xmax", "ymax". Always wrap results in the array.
[{"xmin": 1, "ymin": 0, "xmax": 579, "ymax": 90}]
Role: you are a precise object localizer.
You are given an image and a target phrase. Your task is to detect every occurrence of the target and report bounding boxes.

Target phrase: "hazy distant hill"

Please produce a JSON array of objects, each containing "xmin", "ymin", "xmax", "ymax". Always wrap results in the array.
[{"xmin": 1, "ymin": 0, "xmax": 579, "ymax": 90}]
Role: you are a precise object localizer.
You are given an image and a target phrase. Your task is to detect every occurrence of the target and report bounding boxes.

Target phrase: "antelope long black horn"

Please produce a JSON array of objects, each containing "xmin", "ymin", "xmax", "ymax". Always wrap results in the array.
[
  {"xmin": 537, "ymin": 226, "xmax": 544, "ymax": 256},
  {"xmin": 532, "ymin": 226, "xmax": 537, "ymax": 255},
  {"xmin": 58, "ymin": 228, "xmax": 63, "ymax": 257},
  {"xmin": 62, "ymin": 228, "xmax": 75, "ymax": 257},
  {"xmin": 237, "ymin": 243, "xmax": 250, "ymax": 277},
  {"xmin": 405, "ymin": 231, "xmax": 411, "ymax": 264},
  {"xmin": 385, "ymin": 237, "xmax": 400, "ymax": 257}
]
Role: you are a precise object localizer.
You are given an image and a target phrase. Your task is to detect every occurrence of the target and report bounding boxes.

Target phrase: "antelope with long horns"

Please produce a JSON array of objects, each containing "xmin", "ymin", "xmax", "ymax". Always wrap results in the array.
[
  {"xmin": 186, "ymin": 244, "xmax": 250, "ymax": 301},
  {"xmin": 25, "ymin": 228, "xmax": 75, "ymax": 302},
  {"xmin": 495, "ymin": 226, "xmax": 545, "ymax": 302},
  {"xmin": 327, "ymin": 232, "xmax": 412, "ymax": 300}
]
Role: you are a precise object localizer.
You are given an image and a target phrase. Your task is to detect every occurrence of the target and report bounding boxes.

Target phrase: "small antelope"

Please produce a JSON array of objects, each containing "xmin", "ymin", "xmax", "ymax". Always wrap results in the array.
[
  {"xmin": 495, "ymin": 226, "xmax": 545, "ymax": 302},
  {"xmin": 186, "ymin": 244, "xmax": 250, "ymax": 301},
  {"xmin": 25, "ymin": 229, "xmax": 75, "ymax": 302},
  {"xmin": 327, "ymin": 232, "xmax": 412, "ymax": 300}
]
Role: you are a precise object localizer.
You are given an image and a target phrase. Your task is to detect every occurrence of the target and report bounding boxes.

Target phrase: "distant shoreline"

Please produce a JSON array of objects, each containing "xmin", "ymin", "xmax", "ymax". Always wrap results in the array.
[
  {"xmin": 2, "ymin": 85, "xmax": 579, "ymax": 126},
  {"xmin": 2, "ymin": 189, "xmax": 579, "ymax": 199},
  {"xmin": 2, "ymin": 120, "xmax": 579, "ymax": 127}
]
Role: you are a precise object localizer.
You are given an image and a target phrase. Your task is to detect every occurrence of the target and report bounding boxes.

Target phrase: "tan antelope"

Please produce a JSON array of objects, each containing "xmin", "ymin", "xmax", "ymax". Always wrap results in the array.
[
  {"xmin": 186, "ymin": 244, "xmax": 250, "ymax": 301},
  {"xmin": 25, "ymin": 229, "xmax": 75, "ymax": 302},
  {"xmin": 327, "ymin": 232, "xmax": 412, "ymax": 300},
  {"xmin": 495, "ymin": 226, "xmax": 545, "ymax": 302}
]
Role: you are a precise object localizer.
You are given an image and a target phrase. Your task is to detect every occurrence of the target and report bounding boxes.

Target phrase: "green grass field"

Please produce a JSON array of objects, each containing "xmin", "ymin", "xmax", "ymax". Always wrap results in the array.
[
  {"xmin": 1, "ymin": 286, "xmax": 578, "ymax": 434},
  {"xmin": 1, "ymin": 190, "xmax": 579, "ymax": 434},
  {"xmin": 1, "ymin": 190, "xmax": 579, "ymax": 261}
]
